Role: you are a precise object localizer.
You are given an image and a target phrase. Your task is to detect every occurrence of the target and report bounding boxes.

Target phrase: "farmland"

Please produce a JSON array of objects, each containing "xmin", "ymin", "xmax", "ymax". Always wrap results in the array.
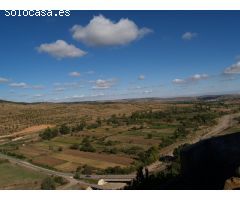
[
  {"xmin": 1, "ymin": 97, "xmax": 239, "ymax": 179},
  {"xmin": 0, "ymin": 158, "xmax": 46, "ymax": 189}
]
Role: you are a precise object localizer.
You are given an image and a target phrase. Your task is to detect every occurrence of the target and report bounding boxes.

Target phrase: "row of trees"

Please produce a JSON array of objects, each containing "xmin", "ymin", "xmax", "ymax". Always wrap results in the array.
[
  {"xmin": 39, "ymin": 124, "xmax": 70, "ymax": 140},
  {"xmin": 41, "ymin": 176, "xmax": 68, "ymax": 190},
  {"xmin": 70, "ymin": 136, "xmax": 96, "ymax": 152}
]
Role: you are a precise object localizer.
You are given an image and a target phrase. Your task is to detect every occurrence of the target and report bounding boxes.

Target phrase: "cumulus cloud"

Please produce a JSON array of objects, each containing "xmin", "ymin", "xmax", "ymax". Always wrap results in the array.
[
  {"xmin": 173, "ymin": 74, "xmax": 209, "ymax": 84},
  {"xmin": 138, "ymin": 75, "xmax": 145, "ymax": 80},
  {"xmin": 0, "ymin": 77, "xmax": 9, "ymax": 83},
  {"xmin": 71, "ymin": 15, "xmax": 152, "ymax": 46},
  {"xmin": 224, "ymin": 61, "xmax": 240, "ymax": 74},
  {"xmin": 92, "ymin": 79, "xmax": 116, "ymax": 89},
  {"xmin": 37, "ymin": 40, "xmax": 86, "ymax": 59},
  {"xmin": 182, "ymin": 32, "xmax": 198, "ymax": 40},
  {"xmin": 69, "ymin": 71, "xmax": 81, "ymax": 77}
]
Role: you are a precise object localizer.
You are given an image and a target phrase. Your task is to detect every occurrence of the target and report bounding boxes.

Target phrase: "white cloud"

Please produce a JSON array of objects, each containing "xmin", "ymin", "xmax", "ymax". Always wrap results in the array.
[
  {"xmin": 224, "ymin": 61, "xmax": 240, "ymax": 74},
  {"xmin": 173, "ymin": 74, "xmax": 209, "ymax": 84},
  {"xmin": 143, "ymin": 89, "xmax": 153, "ymax": 94},
  {"xmin": 71, "ymin": 15, "xmax": 152, "ymax": 46},
  {"xmin": 37, "ymin": 40, "xmax": 86, "ymax": 59},
  {"xmin": 172, "ymin": 78, "xmax": 186, "ymax": 84},
  {"xmin": 69, "ymin": 71, "xmax": 81, "ymax": 77},
  {"xmin": 9, "ymin": 82, "xmax": 45, "ymax": 90},
  {"xmin": 91, "ymin": 93, "xmax": 105, "ymax": 97},
  {"xmin": 189, "ymin": 74, "xmax": 208, "ymax": 81},
  {"xmin": 55, "ymin": 87, "xmax": 65, "ymax": 92},
  {"xmin": 92, "ymin": 79, "xmax": 116, "ymax": 89},
  {"xmin": 33, "ymin": 94, "xmax": 43, "ymax": 98},
  {"xmin": 9, "ymin": 82, "xmax": 28, "ymax": 88},
  {"xmin": 71, "ymin": 95, "xmax": 85, "ymax": 99},
  {"xmin": 0, "ymin": 77, "xmax": 9, "ymax": 83},
  {"xmin": 138, "ymin": 75, "xmax": 145, "ymax": 80},
  {"xmin": 182, "ymin": 32, "xmax": 198, "ymax": 40}
]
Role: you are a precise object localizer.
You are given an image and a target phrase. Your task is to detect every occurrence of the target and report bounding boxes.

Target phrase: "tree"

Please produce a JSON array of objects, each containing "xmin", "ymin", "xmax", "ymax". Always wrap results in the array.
[
  {"xmin": 59, "ymin": 124, "xmax": 70, "ymax": 135},
  {"xmin": 39, "ymin": 127, "xmax": 58, "ymax": 140},
  {"xmin": 136, "ymin": 166, "xmax": 145, "ymax": 183},
  {"xmin": 41, "ymin": 177, "xmax": 56, "ymax": 190}
]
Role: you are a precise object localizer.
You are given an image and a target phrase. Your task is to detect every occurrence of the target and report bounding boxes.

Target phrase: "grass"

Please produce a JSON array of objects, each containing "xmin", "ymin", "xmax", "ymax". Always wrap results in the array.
[
  {"xmin": 80, "ymin": 178, "xmax": 98, "ymax": 184},
  {"xmin": 0, "ymin": 161, "xmax": 46, "ymax": 189}
]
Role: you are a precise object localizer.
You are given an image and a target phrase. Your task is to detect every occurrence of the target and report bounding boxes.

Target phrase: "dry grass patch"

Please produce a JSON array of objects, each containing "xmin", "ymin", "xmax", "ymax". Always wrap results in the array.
[
  {"xmin": 32, "ymin": 156, "xmax": 66, "ymax": 167},
  {"xmin": 54, "ymin": 162, "xmax": 80, "ymax": 172},
  {"xmin": 52, "ymin": 152, "xmax": 126, "ymax": 169},
  {"xmin": 64, "ymin": 149, "xmax": 134, "ymax": 166}
]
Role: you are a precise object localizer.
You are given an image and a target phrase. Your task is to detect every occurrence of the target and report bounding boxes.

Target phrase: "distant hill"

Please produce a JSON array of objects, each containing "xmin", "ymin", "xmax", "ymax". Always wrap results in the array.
[{"xmin": 1, "ymin": 93, "xmax": 240, "ymax": 105}]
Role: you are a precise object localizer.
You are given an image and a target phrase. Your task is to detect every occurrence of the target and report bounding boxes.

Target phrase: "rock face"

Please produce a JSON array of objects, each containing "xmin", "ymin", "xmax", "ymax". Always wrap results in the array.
[{"xmin": 180, "ymin": 132, "xmax": 240, "ymax": 189}]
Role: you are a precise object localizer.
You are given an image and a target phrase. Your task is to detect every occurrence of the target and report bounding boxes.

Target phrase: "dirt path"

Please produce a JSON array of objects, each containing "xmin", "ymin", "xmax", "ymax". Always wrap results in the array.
[
  {"xmin": 0, "ymin": 152, "xmax": 103, "ymax": 190},
  {"xmin": 0, "ymin": 113, "xmax": 239, "ymax": 189},
  {"xmin": 0, "ymin": 124, "xmax": 54, "ymax": 140}
]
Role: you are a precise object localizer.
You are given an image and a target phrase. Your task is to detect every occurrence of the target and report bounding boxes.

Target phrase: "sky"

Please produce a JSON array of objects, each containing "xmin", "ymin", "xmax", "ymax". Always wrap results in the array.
[{"xmin": 0, "ymin": 11, "xmax": 240, "ymax": 102}]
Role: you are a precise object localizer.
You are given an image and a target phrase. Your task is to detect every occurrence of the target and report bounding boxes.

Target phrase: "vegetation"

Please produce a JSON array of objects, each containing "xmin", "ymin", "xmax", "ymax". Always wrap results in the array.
[
  {"xmin": 79, "ymin": 137, "xmax": 96, "ymax": 152},
  {"xmin": 0, "ymin": 99, "xmax": 236, "ymax": 176},
  {"xmin": 41, "ymin": 176, "xmax": 68, "ymax": 190},
  {"xmin": 41, "ymin": 177, "xmax": 56, "ymax": 190},
  {"xmin": 39, "ymin": 127, "xmax": 58, "ymax": 140}
]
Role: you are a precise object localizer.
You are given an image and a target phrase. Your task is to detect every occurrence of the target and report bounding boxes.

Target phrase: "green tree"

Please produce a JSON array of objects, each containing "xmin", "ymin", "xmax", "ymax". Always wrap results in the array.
[
  {"xmin": 41, "ymin": 177, "xmax": 56, "ymax": 190},
  {"xmin": 59, "ymin": 124, "xmax": 70, "ymax": 135}
]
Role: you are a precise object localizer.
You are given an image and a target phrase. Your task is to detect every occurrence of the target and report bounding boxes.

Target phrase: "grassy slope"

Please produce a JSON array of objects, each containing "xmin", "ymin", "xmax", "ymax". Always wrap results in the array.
[{"xmin": 0, "ymin": 161, "xmax": 46, "ymax": 189}]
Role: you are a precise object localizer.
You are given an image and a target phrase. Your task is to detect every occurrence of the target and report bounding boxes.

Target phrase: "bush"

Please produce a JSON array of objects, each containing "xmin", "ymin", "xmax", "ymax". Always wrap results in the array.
[
  {"xmin": 53, "ymin": 176, "xmax": 68, "ymax": 185},
  {"xmin": 103, "ymin": 147, "xmax": 118, "ymax": 154},
  {"xmin": 121, "ymin": 146, "xmax": 144, "ymax": 155},
  {"xmin": 70, "ymin": 143, "xmax": 79, "ymax": 150},
  {"xmin": 39, "ymin": 127, "xmax": 58, "ymax": 140},
  {"xmin": 138, "ymin": 146, "xmax": 159, "ymax": 165},
  {"xmin": 41, "ymin": 177, "xmax": 56, "ymax": 190},
  {"xmin": 59, "ymin": 124, "xmax": 71, "ymax": 135},
  {"xmin": 80, "ymin": 143, "xmax": 96, "ymax": 152},
  {"xmin": 80, "ymin": 137, "xmax": 96, "ymax": 152}
]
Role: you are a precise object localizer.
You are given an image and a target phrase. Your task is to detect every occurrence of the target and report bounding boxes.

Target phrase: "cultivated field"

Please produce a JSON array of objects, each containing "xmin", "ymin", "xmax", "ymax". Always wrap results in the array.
[
  {"xmin": 0, "ymin": 97, "xmax": 240, "ymax": 176},
  {"xmin": 0, "ymin": 159, "xmax": 46, "ymax": 189}
]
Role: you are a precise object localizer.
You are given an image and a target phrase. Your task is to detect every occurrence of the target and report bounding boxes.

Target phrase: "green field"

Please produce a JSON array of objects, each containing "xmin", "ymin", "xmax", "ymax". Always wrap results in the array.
[{"xmin": 0, "ymin": 160, "xmax": 46, "ymax": 189}]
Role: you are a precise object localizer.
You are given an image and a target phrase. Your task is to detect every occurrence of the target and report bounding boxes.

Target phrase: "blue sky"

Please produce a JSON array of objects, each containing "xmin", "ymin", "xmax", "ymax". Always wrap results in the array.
[{"xmin": 0, "ymin": 11, "xmax": 240, "ymax": 102}]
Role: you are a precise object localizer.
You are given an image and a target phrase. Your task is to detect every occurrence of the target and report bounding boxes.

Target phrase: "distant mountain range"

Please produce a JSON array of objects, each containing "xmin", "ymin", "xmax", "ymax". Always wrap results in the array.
[{"xmin": 1, "ymin": 94, "xmax": 240, "ymax": 105}]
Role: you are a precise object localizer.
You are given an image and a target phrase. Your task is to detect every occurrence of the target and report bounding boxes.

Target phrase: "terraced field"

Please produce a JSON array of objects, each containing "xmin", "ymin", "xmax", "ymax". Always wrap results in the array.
[{"xmin": 0, "ymin": 99, "xmax": 239, "ymax": 175}]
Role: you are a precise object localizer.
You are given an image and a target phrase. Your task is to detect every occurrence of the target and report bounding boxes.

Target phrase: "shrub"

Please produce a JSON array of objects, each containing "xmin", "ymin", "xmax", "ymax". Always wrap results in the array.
[
  {"xmin": 59, "ymin": 124, "xmax": 70, "ymax": 135},
  {"xmin": 41, "ymin": 177, "xmax": 56, "ymax": 190}
]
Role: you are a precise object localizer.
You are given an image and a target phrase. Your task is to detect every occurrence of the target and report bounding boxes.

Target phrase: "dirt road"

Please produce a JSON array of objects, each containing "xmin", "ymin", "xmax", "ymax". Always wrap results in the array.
[
  {"xmin": 0, "ymin": 113, "xmax": 239, "ymax": 189},
  {"xmin": 0, "ymin": 153, "xmax": 101, "ymax": 189},
  {"xmin": 0, "ymin": 124, "xmax": 54, "ymax": 140}
]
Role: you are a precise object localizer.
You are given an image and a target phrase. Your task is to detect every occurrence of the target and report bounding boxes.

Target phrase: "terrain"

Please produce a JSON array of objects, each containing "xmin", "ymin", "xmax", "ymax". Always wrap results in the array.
[{"xmin": 0, "ymin": 95, "xmax": 240, "ymax": 189}]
